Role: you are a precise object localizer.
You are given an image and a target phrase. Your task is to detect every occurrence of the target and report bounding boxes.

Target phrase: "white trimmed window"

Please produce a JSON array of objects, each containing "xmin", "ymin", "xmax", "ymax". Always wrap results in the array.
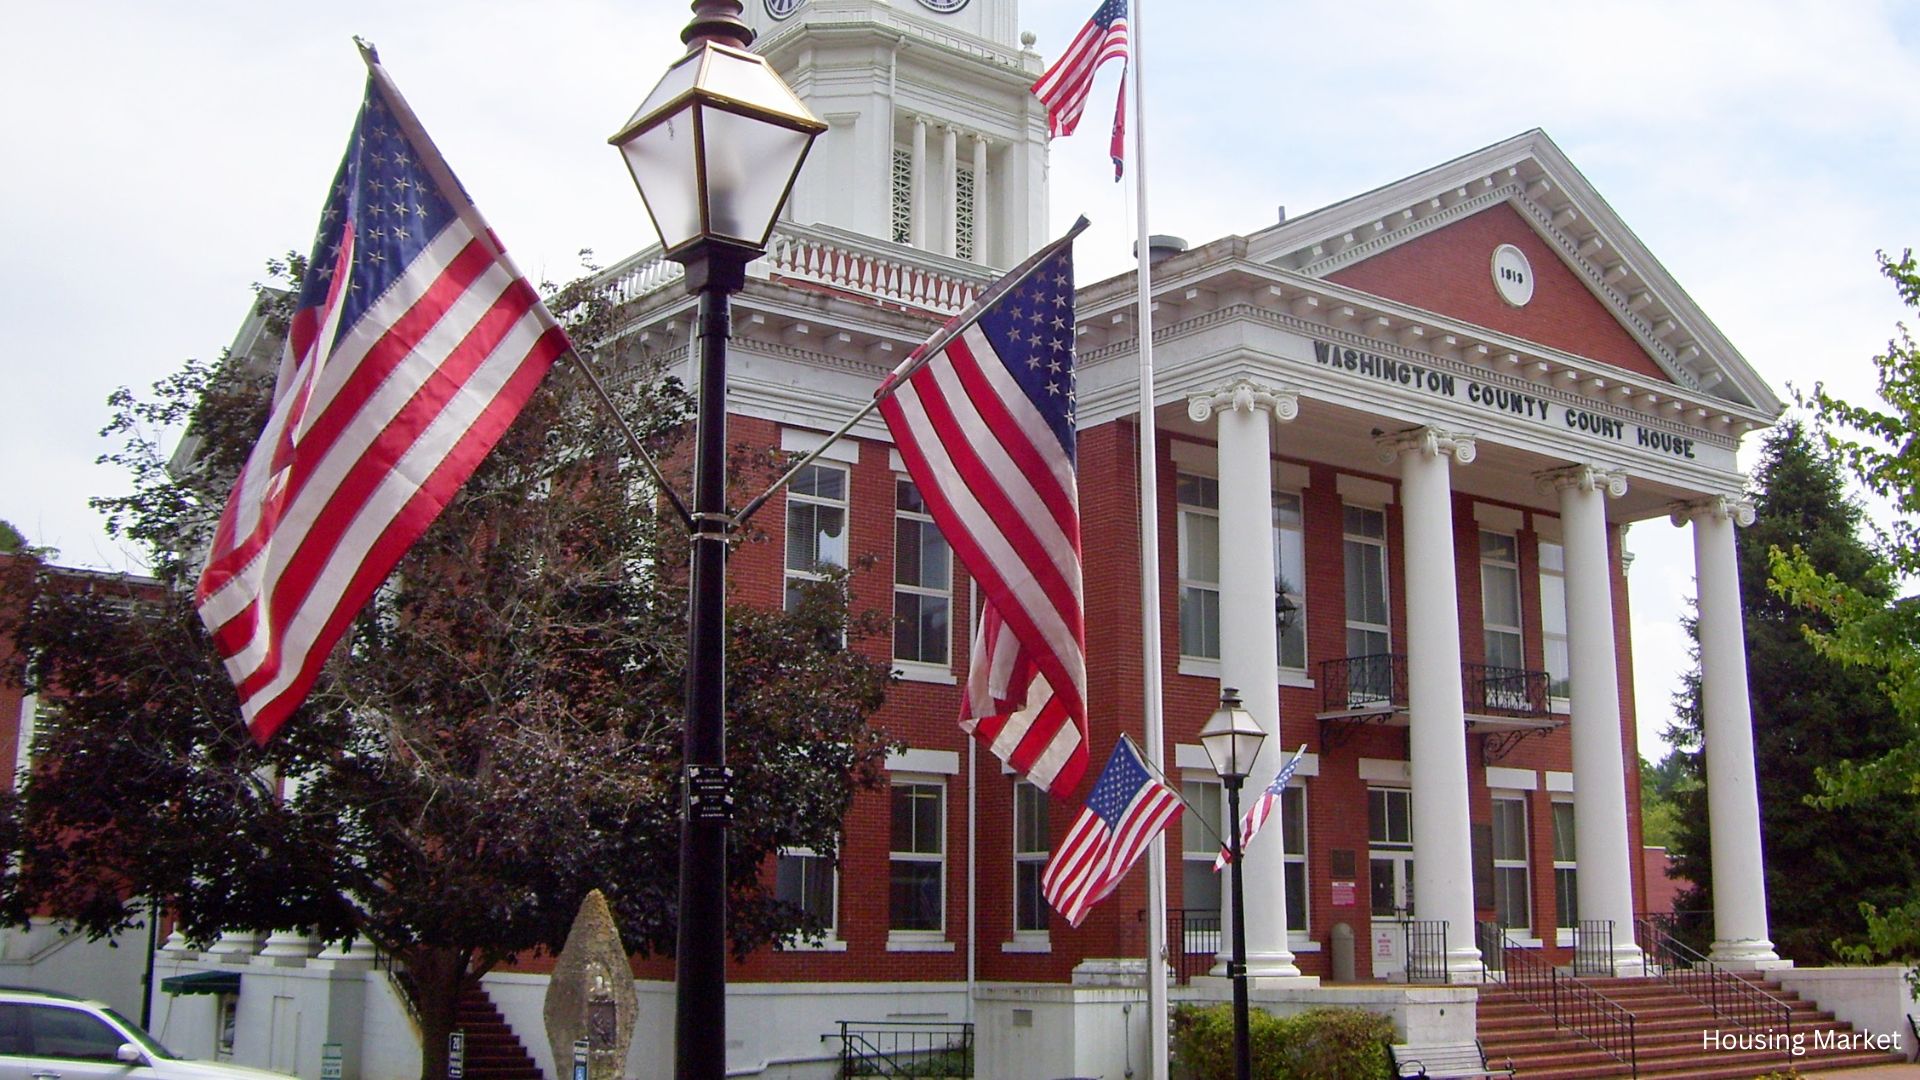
[
  {"xmin": 1180, "ymin": 778, "xmax": 1223, "ymax": 916},
  {"xmin": 1343, "ymin": 505, "xmax": 1390, "ymax": 659},
  {"xmin": 1553, "ymin": 800, "xmax": 1578, "ymax": 930},
  {"xmin": 1539, "ymin": 542, "xmax": 1571, "ymax": 699},
  {"xmin": 1177, "ymin": 474, "xmax": 1222, "ymax": 660},
  {"xmin": 1481, "ymin": 531, "xmax": 1524, "ymax": 671},
  {"xmin": 775, "ymin": 847, "xmax": 838, "ymax": 942},
  {"xmin": 1279, "ymin": 785, "xmax": 1309, "ymax": 933},
  {"xmin": 889, "ymin": 780, "xmax": 945, "ymax": 932},
  {"xmin": 1013, "ymin": 780, "xmax": 1049, "ymax": 934},
  {"xmin": 785, "ymin": 462, "xmax": 849, "ymax": 612},
  {"xmin": 1179, "ymin": 473, "xmax": 1309, "ymax": 670},
  {"xmin": 1368, "ymin": 787, "xmax": 1414, "ymax": 917},
  {"xmin": 1492, "ymin": 795, "xmax": 1532, "ymax": 934},
  {"xmin": 893, "ymin": 478, "xmax": 951, "ymax": 668}
]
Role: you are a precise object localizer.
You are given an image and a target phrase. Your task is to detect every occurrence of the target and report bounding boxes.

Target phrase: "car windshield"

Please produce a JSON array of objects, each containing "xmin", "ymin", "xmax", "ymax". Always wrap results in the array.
[{"xmin": 101, "ymin": 1008, "xmax": 176, "ymax": 1060}]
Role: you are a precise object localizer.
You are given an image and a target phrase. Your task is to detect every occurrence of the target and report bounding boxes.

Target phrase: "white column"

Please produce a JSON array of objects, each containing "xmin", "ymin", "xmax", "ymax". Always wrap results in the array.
[
  {"xmin": 970, "ymin": 134, "xmax": 989, "ymax": 264},
  {"xmin": 910, "ymin": 117, "xmax": 927, "ymax": 250},
  {"xmin": 1376, "ymin": 426, "xmax": 1483, "ymax": 981},
  {"xmin": 1673, "ymin": 495, "xmax": 1786, "ymax": 969},
  {"xmin": 1538, "ymin": 465, "xmax": 1645, "ymax": 976},
  {"xmin": 1187, "ymin": 381, "xmax": 1314, "ymax": 986},
  {"xmin": 941, "ymin": 125, "xmax": 959, "ymax": 258}
]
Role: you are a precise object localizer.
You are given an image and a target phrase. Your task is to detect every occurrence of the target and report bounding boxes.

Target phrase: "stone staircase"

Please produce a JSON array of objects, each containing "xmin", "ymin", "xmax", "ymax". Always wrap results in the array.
[
  {"xmin": 456, "ymin": 985, "xmax": 544, "ymax": 1080},
  {"xmin": 1477, "ymin": 973, "xmax": 1907, "ymax": 1079}
]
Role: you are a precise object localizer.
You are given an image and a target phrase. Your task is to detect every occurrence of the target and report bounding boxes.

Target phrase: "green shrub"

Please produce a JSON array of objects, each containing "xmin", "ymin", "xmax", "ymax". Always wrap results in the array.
[{"xmin": 1171, "ymin": 1004, "xmax": 1393, "ymax": 1079}]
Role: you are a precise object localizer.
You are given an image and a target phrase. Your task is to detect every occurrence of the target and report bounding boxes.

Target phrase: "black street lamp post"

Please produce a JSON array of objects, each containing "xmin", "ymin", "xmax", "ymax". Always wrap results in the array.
[
  {"xmin": 1199, "ymin": 688, "xmax": 1268, "ymax": 1080},
  {"xmin": 609, "ymin": 6, "xmax": 824, "ymax": 1078}
]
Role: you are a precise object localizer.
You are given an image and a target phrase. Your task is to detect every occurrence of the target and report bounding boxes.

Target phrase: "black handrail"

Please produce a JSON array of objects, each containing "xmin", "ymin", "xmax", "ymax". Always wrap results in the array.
[
  {"xmin": 1321, "ymin": 653, "xmax": 1407, "ymax": 711},
  {"xmin": 1573, "ymin": 919, "xmax": 1616, "ymax": 977},
  {"xmin": 1405, "ymin": 919, "xmax": 1450, "ymax": 984},
  {"xmin": 836, "ymin": 1020, "xmax": 974, "ymax": 1077},
  {"xmin": 1171, "ymin": 907, "xmax": 1222, "ymax": 986},
  {"xmin": 1636, "ymin": 917, "xmax": 1793, "ymax": 1060},
  {"xmin": 1461, "ymin": 663, "xmax": 1550, "ymax": 719},
  {"xmin": 1484, "ymin": 921, "xmax": 1638, "ymax": 1077}
]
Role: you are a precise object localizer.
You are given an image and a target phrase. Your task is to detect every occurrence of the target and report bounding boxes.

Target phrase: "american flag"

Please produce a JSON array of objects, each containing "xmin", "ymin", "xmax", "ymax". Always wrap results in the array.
[
  {"xmin": 196, "ymin": 55, "xmax": 567, "ymax": 743},
  {"xmin": 877, "ymin": 241, "xmax": 1087, "ymax": 796},
  {"xmin": 1042, "ymin": 736, "xmax": 1182, "ymax": 928},
  {"xmin": 1214, "ymin": 744, "xmax": 1310, "ymax": 871},
  {"xmin": 1031, "ymin": 0, "xmax": 1129, "ymax": 140}
]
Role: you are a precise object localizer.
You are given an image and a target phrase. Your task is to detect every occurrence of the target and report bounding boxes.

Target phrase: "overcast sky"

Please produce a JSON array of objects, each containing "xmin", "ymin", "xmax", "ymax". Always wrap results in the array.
[{"xmin": 4, "ymin": 1, "xmax": 1916, "ymax": 758}]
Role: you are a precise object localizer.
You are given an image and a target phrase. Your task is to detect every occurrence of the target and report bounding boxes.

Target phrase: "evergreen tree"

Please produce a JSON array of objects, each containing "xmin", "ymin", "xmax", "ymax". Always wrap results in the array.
[{"xmin": 1665, "ymin": 419, "xmax": 1919, "ymax": 962}]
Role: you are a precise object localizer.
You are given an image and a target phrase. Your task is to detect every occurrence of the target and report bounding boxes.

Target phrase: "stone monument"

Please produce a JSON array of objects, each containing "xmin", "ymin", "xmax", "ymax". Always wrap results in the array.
[{"xmin": 542, "ymin": 890, "xmax": 637, "ymax": 1080}]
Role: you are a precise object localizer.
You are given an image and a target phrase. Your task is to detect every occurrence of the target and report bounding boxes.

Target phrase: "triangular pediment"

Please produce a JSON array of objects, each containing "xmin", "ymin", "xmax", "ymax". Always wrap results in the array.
[{"xmin": 1243, "ymin": 130, "xmax": 1780, "ymax": 413}]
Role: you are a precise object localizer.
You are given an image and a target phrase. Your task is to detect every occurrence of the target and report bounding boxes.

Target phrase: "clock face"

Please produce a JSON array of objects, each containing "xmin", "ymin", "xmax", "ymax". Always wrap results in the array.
[{"xmin": 766, "ymin": 0, "xmax": 803, "ymax": 18}]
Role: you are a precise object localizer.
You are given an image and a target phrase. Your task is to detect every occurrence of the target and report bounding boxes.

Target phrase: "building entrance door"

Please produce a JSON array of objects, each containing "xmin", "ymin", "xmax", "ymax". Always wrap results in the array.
[{"xmin": 1367, "ymin": 787, "xmax": 1415, "ymax": 980}]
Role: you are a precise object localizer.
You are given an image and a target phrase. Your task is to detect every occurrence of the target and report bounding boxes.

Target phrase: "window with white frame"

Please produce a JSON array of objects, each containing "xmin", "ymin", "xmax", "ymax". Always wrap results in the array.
[
  {"xmin": 1552, "ymin": 800, "xmax": 1577, "ymax": 930},
  {"xmin": 776, "ymin": 848, "xmax": 837, "ymax": 939},
  {"xmin": 1368, "ymin": 786, "xmax": 1414, "ymax": 917},
  {"xmin": 1279, "ymin": 785, "xmax": 1309, "ymax": 933},
  {"xmin": 785, "ymin": 462, "xmax": 849, "ymax": 612},
  {"xmin": 1179, "ymin": 473, "xmax": 1309, "ymax": 669},
  {"xmin": 1492, "ymin": 796, "xmax": 1532, "ymax": 933},
  {"xmin": 1274, "ymin": 493, "xmax": 1307, "ymax": 672},
  {"xmin": 1344, "ymin": 506, "xmax": 1390, "ymax": 658},
  {"xmin": 1180, "ymin": 778, "xmax": 1223, "ymax": 915},
  {"xmin": 890, "ymin": 147, "xmax": 913, "ymax": 245},
  {"xmin": 1481, "ymin": 532, "xmax": 1524, "ymax": 670},
  {"xmin": 1013, "ymin": 780, "xmax": 1049, "ymax": 934},
  {"xmin": 1539, "ymin": 542, "xmax": 1571, "ymax": 699},
  {"xmin": 894, "ymin": 478, "xmax": 951, "ymax": 667},
  {"xmin": 1177, "ymin": 474, "xmax": 1222, "ymax": 660},
  {"xmin": 889, "ymin": 780, "xmax": 945, "ymax": 932}
]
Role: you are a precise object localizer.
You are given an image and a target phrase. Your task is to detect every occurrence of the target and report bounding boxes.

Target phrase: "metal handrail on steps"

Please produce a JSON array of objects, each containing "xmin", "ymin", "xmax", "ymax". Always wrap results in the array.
[
  {"xmin": 1481, "ymin": 921, "xmax": 1638, "ymax": 1078},
  {"xmin": 1636, "ymin": 917, "xmax": 1793, "ymax": 1051}
]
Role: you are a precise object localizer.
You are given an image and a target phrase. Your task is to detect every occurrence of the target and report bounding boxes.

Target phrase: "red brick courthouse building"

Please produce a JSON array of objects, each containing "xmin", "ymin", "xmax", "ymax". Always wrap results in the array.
[{"xmin": 120, "ymin": 1, "xmax": 1856, "ymax": 1076}]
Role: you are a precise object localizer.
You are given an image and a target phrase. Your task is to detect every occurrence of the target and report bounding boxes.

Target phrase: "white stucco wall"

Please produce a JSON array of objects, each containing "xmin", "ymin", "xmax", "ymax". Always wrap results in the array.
[
  {"xmin": 0, "ymin": 918, "xmax": 152, "ymax": 1018},
  {"xmin": 1771, "ymin": 966, "xmax": 1917, "ymax": 1058}
]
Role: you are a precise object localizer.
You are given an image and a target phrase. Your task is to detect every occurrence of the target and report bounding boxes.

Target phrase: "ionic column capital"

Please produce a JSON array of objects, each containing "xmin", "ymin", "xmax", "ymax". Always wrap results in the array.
[
  {"xmin": 1187, "ymin": 379, "xmax": 1299, "ymax": 424},
  {"xmin": 1536, "ymin": 464, "xmax": 1629, "ymax": 498},
  {"xmin": 1375, "ymin": 425, "xmax": 1476, "ymax": 466},
  {"xmin": 1669, "ymin": 494, "xmax": 1755, "ymax": 528}
]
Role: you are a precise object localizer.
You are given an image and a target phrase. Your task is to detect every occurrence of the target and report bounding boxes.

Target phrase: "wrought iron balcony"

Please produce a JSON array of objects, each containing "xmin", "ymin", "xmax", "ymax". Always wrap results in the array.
[{"xmin": 1316, "ymin": 655, "xmax": 1555, "ymax": 725}]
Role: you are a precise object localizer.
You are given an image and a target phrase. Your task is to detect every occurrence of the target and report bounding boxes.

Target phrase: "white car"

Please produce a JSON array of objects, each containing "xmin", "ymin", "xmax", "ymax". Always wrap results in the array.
[{"xmin": 0, "ymin": 989, "xmax": 292, "ymax": 1080}]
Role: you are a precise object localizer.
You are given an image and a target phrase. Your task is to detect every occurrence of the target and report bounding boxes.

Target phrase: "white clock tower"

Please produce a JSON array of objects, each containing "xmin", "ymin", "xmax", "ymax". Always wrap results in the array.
[{"xmin": 744, "ymin": 0, "xmax": 1051, "ymax": 269}]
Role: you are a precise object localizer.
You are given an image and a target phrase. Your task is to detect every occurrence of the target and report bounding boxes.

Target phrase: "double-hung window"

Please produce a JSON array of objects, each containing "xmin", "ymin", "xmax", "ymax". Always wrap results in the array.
[
  {"xmin": 776, "ymin": 848, "xmax": 838, "ymax": 944},
  {"xmin": 1553, "ymin": 800, "xmax": 1578, "ymax": 932},
  {"xmin": 1480, "ymin": 531, "xmax": 1527, "ymax": 709},
  {"xmin": 1538, "ymin": 542, "xmax": 1571, "ymax": 699},
  {"xmin": 785, "ymin": 463, "xmax": 849, "ymax": 611},
  {"xmin": 1013, "ymin": 780, "xmax": 1049, "ymax": 934},
  {"xmin": 1492, "ymin": 796, "xmax": 1532, "ymax": 934},
  {"xmin": 1178, "ymin": 472, "xmax": 1308, "ymax": 671},
  {"xmin": 890, "ymin": 781, "xmax": 945, "ymax": 933},
  {"xmin": 893, "ymin": 478, "xmax": 952, "ymax": 668},
  {"xmin": 1343, "ymin": 506, "xmax": 1391, "ymax": 703},
  {"xmin": 1274, "ymin": 493, "xmax": 1307, "ymax": 672},
  {"xmin": 1279, "ymin": 785, "xmax": 1309, "ymax": 933}
]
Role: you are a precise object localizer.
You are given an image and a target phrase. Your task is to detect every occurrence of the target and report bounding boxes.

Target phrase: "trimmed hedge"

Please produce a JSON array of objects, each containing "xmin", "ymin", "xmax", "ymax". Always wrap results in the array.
[{"xmin": 1171, "ymin": 1004, "xmax": 1394, "ymax": 1079}]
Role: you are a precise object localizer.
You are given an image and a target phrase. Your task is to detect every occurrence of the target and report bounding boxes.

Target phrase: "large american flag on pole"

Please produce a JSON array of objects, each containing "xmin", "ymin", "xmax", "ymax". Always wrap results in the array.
[
  {"xmin": 877, "ymin": 240, "xmax": 1088, "ymax": 796},
  {"xmin": 1042, "ymin": 736, "xmax": 1182, "ymax": 928},
  {"xmin": 196, "ymin": 50, "xmax": 567, "ymax": 743},
  {"xmin": 1214, "ymin": 744, "xmax": 1310, "ymax": 871},
  {"xmin": 1031, "ymin": 0, "xmax": 1129, "ymax": 140}
]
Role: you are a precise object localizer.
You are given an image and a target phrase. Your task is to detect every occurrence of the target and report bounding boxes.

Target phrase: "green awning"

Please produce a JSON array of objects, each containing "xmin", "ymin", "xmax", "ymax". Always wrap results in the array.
[{"xmin": 160, "ymin": 970, "xmax": 241, "ymax": 996}]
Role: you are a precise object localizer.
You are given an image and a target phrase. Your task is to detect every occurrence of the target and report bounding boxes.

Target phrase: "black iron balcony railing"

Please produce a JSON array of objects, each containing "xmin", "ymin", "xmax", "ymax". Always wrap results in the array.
[{"xmin": 1318, "ymin": 654, "xmax": 1553, "ymax": 722}]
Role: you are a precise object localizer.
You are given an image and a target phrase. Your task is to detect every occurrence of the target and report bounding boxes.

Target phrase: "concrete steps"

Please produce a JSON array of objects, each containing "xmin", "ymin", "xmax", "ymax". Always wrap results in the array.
[
  {"xmin": 456, "ymin": 986, "xmax": 544, "ymax": 1080},
  {"xmin": 1476, "ymin": 973, "xmax": 1906, "ymax": 1078}
]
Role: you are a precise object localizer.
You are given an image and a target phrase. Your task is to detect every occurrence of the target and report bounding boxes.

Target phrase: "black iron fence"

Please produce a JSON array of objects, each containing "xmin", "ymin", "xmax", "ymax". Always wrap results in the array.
[
  {"xmin": 1404, "ymin": 919, "xmax": 1450, "ymax": 983},
  {"xmin": 1485, "ymin": 921, "xmax": 1638, "ymax": 1077},
  {"xmin": 1636, "ymin": 917, "xmax": 1793, "ymax": 1058},
  {"xmin": 835, "ymin": 1021, "xmax": 973, "ymax": 1078},
  {"xmin": 1171, "ymin": 907, "xmax": 1221, "ymax": 985},
  {"xmin": 1321, "ymin": 653, "xmax": 1407, "ymax": 712},
  {"xmin": 1573, "ymin": 919, "xmax": 1616, "ymax": 977},
  {"xmin": 1461, "ymin": 663, "xmax": 1550, "ymax": 719}
]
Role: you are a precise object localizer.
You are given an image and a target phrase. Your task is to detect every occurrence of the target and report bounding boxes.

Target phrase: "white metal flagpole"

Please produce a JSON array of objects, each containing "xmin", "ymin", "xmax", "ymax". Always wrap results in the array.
[{"xmin": 1127, "ymin": 2, "xmax": 1170, "ymax": 1076}]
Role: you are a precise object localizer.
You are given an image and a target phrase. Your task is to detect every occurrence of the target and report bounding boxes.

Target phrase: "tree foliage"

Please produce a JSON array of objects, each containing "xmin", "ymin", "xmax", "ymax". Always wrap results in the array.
[
  {"xmin": 1767, "ymin": 249, "xmax": 1920, "ymax": 986},
  {"xmin": 0, "ymin": 261, "xmax": 895, "ymax": 1078},
  {"xmin": 1665, "ymin": 418, "xmax": 1918, "ymax": 963}
]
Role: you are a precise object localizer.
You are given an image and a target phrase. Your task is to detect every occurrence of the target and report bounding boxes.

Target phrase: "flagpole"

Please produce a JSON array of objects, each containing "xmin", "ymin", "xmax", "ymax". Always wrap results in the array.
[{"xmin": 1126, "ymin": 2, "xmax": 1170, "ymax": 1076}]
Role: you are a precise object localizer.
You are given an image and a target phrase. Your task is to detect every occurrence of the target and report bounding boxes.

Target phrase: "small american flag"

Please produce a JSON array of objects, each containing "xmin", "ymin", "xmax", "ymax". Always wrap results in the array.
[
  {"xmin": 1042, "ymin": 736, "xmax": 1182, "ymax": 928},
  {"xmin": 1215, "ymin": 744, "xmax": 1310, "ymax": 871},
  {"xmin": 1031, "ymin": 0, "xmax": 1129, "ymax": 140},
  {"xmin": 196, "ymin": 52, "xmax": 566, "ymax": 743},
  {"xmin": 878, "ymin": 240, "xmax": 1087, "ymax": 796}
]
